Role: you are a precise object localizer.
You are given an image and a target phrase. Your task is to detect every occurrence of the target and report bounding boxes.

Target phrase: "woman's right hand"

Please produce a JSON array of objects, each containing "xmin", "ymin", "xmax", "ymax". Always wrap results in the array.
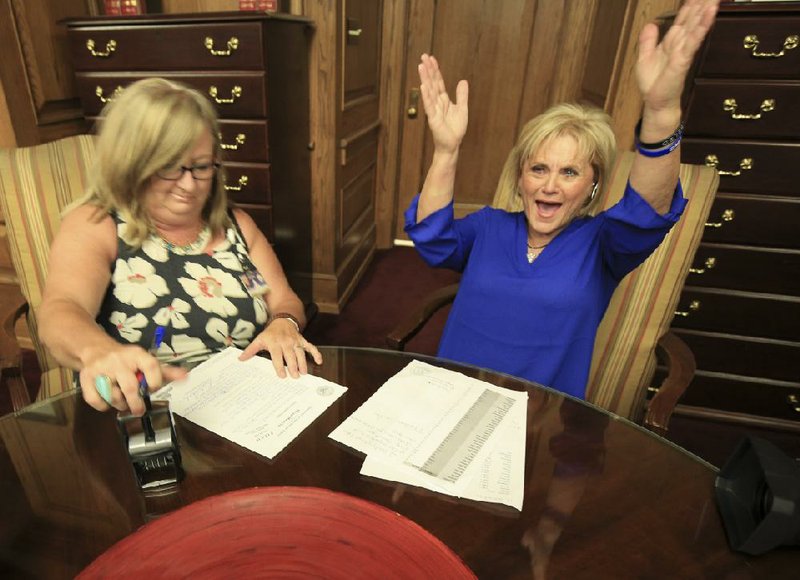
[
  {"xmin": 78, "ymin": 344, "xmax": 187, "ymax": 416},
  {"xmin": 418, "ymin": 53, "xmax": 469, "ymax": 154}
]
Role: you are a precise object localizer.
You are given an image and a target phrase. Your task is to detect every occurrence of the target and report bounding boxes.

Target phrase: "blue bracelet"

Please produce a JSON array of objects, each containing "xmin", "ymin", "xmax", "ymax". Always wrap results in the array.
[
  {"xmin": 634, "ymin": 119, "xmax": 684, "ymax": 157},
  {"xmin": 636, "ymin": 138, "xmax": 682, "ymax": 157}
]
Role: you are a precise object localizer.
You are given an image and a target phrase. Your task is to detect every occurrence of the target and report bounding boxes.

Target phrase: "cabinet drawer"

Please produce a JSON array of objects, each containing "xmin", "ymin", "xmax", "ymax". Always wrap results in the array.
[
  {"xmin": 219, "ymin": 120, "xmax": 269, "ymax": 164},
  {"xmin": 698, "ymin": 16, "xmax": 800, "ymax": 79},
  {"xmin": 674, "ymin": 372, "xmax": 800, "ymax": 423},
  {"xmin": 76, "ymin": 73, "xmax": 267, "ymax": 118},
  {"xmin": 687, "ymin": 243, "xmax": 800, "ymax": 295},
  {"xmin": 223, "ymin": 163, "xmax": 271, "ymax": 206},
  {"xmin": 68, "ymin": 22, "xmax": 265, "ymax": 71},
  {"xmin": 682, "ymin": 139, "xmax": 800, "ymax": 196},
  {"xmin": 672, "ymin": 287, "xmax": 800, "ymax": 341},
  {"xmin": 701, "ymin": 194, "xmax": 800, "ymax": 249},
  {"xmin": 685, "ymin": 80, "xmax": 800, "ymax": 139},
  {"xmin": 673, "ymin": 329, "xmax": 800, "ymax": 383}
]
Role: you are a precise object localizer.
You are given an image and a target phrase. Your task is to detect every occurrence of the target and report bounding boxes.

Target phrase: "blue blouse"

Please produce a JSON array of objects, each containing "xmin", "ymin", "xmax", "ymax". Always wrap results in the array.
[{"xmin": 404, "ymin": 181, "xmax": 687, "ymax": 399}]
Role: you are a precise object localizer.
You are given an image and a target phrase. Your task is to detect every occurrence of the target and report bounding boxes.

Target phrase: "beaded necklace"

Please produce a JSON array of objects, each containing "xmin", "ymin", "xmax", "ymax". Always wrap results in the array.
[{"xmin": 157, "ymin": 224, "xmax": 211, "ymax": 255}]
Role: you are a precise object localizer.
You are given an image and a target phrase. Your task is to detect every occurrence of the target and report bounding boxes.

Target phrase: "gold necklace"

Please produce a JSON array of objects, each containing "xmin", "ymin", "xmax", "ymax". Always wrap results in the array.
[
  {"xmin": 158, "ymin": 224, "xmax": 211, "ymax": 255},
  {"xmin": 526, "ymin": 241, "xmax": 548, "ymax": 264}
]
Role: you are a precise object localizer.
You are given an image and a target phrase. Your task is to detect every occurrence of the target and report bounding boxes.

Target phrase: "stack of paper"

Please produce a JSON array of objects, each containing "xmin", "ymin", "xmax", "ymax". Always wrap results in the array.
[
  {"xmin": 152, "ymin": 347, "xmax": 347, "ymax": 460},
  {"xmin": 329, "ymin": 360, "xmax": 527, "ymax": 510}
]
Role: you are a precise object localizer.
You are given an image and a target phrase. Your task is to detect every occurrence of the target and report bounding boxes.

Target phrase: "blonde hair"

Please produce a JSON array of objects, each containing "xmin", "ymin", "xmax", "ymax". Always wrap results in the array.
[
  {"xmin": 492, "ymin": 103, "xmax": 616, "ymax": 216},
  {"xmin": 81, "ymin": 78, "xmax": 230, "ymax": 246}
]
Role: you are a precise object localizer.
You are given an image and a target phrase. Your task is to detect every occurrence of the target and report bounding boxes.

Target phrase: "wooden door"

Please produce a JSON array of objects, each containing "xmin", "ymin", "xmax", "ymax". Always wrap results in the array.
[{"xmin": 393, "ymin": 0, "xmax": 603, "ymax": 240}]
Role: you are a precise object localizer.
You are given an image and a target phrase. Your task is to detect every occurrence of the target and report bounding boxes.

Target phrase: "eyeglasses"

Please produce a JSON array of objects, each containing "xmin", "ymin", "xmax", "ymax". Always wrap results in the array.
[{"xmin": 156, "ymin": 162, "xmax": 220, "ymax": 181}]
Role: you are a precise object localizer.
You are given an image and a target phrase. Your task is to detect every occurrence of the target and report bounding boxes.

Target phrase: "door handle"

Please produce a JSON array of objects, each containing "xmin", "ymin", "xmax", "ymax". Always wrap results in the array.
[{"xmin": 408, "ymin": 88, "xmax": 420, "ymax": 119}]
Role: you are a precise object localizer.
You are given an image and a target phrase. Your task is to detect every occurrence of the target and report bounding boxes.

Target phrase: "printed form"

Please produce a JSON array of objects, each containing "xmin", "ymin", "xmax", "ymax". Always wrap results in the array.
[
  {"xmin": 153, "ymin": 347, "xmax": 346, "ymax": 459},
  {"xmin": 329, "ymin": 360, "xmax": 527, "ymax": 510}
]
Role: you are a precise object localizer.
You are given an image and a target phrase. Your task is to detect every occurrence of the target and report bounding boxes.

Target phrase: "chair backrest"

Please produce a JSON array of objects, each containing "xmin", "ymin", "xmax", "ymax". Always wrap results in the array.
[
  {"xmin": 0, "ymin": 134, "xmax": 96, "ymax": 399},
  {"xmin": 583, "ymin": 151, "xmax": 719, "ymax": 421}
]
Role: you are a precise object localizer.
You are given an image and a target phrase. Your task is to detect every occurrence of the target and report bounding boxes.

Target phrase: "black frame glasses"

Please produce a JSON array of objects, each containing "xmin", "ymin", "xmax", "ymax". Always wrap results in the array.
[{"xmin": 156, "ymin": 162, "xmax": 220, "ymax": 181}]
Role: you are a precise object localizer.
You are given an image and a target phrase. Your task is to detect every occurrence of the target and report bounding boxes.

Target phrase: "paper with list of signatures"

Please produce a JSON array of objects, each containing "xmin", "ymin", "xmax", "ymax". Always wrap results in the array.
[
  {"xmin": 329, "ymin": 360, "xmax": 528, "ymax": 510},
  {"xmin": 155, "ymin": 349, "xmax": 526, "ymax": 509}
]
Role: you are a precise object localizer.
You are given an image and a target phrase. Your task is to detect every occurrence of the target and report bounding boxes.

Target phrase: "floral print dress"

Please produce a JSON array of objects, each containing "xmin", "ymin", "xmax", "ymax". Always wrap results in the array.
[{"xmin": 96, "ymin": 211, "xmax": 269, "ymax": 366}]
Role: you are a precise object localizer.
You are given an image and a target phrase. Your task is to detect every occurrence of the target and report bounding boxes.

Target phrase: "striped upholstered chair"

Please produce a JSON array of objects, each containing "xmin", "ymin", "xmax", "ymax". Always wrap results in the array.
[
  {"xmin": 0, "ymin": 134, "xmax": 96, "ymax": 409},
  {"xmin": 387, "ymin": 151, "xmax": 720, "ymax": 434}
]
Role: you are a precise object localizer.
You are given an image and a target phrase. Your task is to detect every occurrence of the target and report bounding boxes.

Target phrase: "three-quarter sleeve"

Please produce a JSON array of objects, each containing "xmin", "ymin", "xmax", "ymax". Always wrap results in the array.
[
  {"xmin": 599, "ymin": 179, "xmax": 688, "ymax": 281},
  {"xmin": 404, "ymin": 193, "xmax": 485, "ymax": 272}
]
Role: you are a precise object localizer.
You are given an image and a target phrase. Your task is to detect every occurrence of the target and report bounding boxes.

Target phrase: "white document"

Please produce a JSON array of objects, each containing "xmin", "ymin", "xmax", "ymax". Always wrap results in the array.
[
  {"xmin": 152, "ymin": 347, "xmax": 347, "ymax": 459},
  {"xmin": 329, "ymin": 360, "xmax": 527, "ymax": 510}
]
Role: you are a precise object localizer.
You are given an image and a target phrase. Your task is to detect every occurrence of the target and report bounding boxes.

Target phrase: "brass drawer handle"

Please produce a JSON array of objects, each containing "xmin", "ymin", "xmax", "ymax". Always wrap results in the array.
[
  {"xmin": 705, "ymin": 209, "xmax": 734, "ymax": 228},
  {"xmin": 220, "ymin": 133, "xmax": 246, "ymax": 151},
  {"xmin": 705, "ymin": 154, "xmax": 753, "ymax": 177},
  {"xmin": 95, "ymin": 85, "xmax": 123, "ymax": 104},
  {"xmin": 689, "ymin": 256, "xmax": 716, "ymax": 274},
  {"xmin": 86, "ymin": 39, "xmax": 117, "ymax": 58},
  {"xmin": 224, "ymin": 175, "xmax": 249, "ymax": 192},
  {"xmin": 674, "ymin": 300, "xmax": 701, "ymax": 318},
  {"xmin": 743, "ymin": 34, "xmax": 799, "ymax": 58},
  {"xmin": 722, "ymin": 98, "xmax": 775, "ymax": 120},
  {"xmin": 208, "ymin": 85, "xmax": 242, "ymax": 104},
  {"xmin": 788, "ymin": 394, "xmax": 800, "ymax": 413},
  {"xmin": 204, "ymin": 36, "xmax": 239, "ymax": 57},
  {"xmin": 348, "ymin": 28, "xmax": 363, "ymax": 38}
]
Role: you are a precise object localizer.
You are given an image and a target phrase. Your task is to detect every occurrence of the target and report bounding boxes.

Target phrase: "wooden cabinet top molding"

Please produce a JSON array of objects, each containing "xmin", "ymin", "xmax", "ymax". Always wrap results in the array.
[{"xmin": 61, "ymin": 11, "xmax": 313, "ymax": 28}]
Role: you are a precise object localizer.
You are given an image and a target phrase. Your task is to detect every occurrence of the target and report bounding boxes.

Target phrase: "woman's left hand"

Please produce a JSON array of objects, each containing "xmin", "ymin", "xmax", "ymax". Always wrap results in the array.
[
  {"xmin": 636, "ymin": 0, "xmax": 719, "ymax": 112},
  {"xmin": 238, "ymin": 318, "xmax": 323, "ymax": 378}
]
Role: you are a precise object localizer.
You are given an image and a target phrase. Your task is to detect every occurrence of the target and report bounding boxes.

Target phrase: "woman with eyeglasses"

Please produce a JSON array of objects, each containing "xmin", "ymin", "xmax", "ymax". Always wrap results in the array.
[{"xmin": 38, "ymin": 78, "xmax": 321, "ymax": 415}]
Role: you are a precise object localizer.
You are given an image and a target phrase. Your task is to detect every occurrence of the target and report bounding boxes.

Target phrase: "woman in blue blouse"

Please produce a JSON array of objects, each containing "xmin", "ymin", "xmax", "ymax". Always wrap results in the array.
[{"xmin": 405, "ymin": 0, "xmax": 719, "ymax": 399}]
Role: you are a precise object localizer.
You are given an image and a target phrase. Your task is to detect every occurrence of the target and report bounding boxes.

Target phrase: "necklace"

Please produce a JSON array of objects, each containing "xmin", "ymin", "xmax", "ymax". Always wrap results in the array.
[
  {"xmin": 157, "ymin": 224, "xmax": 211, "ymax": 255},
  {"xmin": 526, "ymin": 241, "xmax": 548, "ymax": 264}
]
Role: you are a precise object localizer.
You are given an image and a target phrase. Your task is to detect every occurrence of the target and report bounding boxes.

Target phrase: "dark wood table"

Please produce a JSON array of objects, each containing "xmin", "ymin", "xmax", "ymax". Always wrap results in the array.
[{"xmin": 0, "ymin": 347, "xmax": 795, "ymax": 578}]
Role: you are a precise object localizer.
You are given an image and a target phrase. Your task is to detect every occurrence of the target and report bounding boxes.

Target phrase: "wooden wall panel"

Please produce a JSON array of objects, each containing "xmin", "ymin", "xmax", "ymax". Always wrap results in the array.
[{"xmin": 603, "ymin": 0, "xmax": 682, "ymax": 151}]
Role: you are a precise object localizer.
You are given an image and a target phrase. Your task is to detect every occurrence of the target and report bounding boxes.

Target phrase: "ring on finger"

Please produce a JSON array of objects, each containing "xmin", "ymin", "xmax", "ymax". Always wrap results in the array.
[
  {"xmin": 95, "ymin": 374, "xmax": 113, "ymax": 405},
  {"xmin": 294, "ymin": 343, "xmax": 305, "ymax": 350}
]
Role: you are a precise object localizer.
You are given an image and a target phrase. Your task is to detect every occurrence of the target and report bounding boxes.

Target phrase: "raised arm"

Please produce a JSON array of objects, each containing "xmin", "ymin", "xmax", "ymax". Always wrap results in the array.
[
  {"xmin": 630, "ymin": 0, "xmax": 719, "ymax": 214},
  {"xmin": 415, "ymin": 53, "xmax": 469, "ymax": 222}
]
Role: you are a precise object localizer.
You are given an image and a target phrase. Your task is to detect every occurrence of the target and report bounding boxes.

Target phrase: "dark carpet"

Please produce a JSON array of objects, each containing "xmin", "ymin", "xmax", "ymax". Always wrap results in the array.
[{"xmin": 305, "ymin": 246, "xmax": 459, "ymax": 354}]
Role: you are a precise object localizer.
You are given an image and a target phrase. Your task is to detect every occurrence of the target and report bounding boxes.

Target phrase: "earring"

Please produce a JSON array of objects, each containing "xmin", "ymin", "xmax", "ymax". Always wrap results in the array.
[{"xmin": 590, "ymin": 182, "xmax": 598, "ymax": 201}]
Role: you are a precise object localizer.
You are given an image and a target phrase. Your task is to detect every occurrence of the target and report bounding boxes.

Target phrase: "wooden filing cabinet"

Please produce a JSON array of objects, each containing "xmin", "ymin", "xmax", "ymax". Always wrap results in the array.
[
  {"xmin": 62, "ymin": 12, "xmax": 314, "ymax": 303},
  {"xmin": 669, "ymin": 2, "xmax": 800, "ymax": 429}
]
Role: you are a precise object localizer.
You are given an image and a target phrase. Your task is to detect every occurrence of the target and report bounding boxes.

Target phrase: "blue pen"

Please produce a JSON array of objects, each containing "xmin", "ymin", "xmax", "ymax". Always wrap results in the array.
[{"xmin": 137, "ymin": 325, "xmax": 165, "ymax": 441}]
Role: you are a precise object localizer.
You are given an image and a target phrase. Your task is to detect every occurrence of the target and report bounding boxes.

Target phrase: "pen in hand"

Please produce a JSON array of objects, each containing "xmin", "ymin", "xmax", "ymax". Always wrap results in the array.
[{"xmin": 137, "ymin": 325, "xmax": 166, "ymax": 441}]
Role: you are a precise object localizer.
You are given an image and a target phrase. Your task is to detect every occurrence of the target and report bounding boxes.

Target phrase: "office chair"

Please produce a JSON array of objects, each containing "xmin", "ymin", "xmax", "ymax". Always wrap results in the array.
[
  {"xmin": 387, "ymin": 151, "xmax": 720, "ymax": 434},
  {"xmin": 0, "ymin": 135, "xmax": 96, "ymax": 409}
]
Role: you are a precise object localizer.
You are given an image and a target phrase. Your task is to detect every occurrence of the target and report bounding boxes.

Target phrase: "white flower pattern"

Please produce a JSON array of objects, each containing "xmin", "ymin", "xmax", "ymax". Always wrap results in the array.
[
  {"xmin": 112, "ymin": 257, "xmax": 169, "ymax": 309},
  {"xmin": 109, "ymin": 311, "xmax": 149, "ymax": 343},
  {"xmin": 154, "ymin": 298, "xmax": 192, "ymax": 329},
  {"xmin": 179, "ymin": 263, "xmax": 247, "ymax": 317},
  {"xmin": 206, "ymin": 318, "xmax": 256, "ymax": 348},
  {"xmin": 253, "ymin": 297, "xmax": 268, "ymax": 325},
  {"xmin": 97, "ymin": 213, "xmax": 269, "ymax": 364}
]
